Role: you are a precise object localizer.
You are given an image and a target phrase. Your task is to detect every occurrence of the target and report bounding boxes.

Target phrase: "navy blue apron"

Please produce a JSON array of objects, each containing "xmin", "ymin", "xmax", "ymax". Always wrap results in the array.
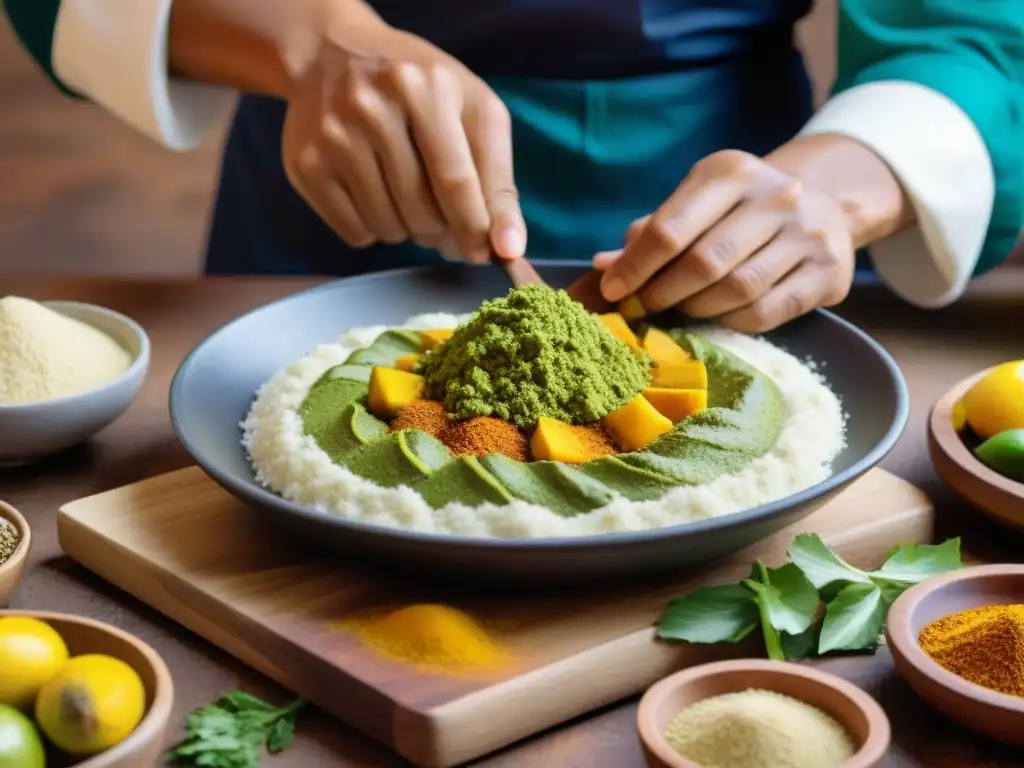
[{"xmin": 205, "ymin": 0, "xmax": 873, "ymax": 279}]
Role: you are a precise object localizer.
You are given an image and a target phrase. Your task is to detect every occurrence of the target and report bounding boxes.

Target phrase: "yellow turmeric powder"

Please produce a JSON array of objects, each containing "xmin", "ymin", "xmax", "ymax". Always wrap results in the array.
[
  {"xmin": 340, "ymin": 603, "xmax": 508, "ymax": 675},
  {"xmin": 918, "ymin": 604, "xmax": 1024, "ymax": 697}
]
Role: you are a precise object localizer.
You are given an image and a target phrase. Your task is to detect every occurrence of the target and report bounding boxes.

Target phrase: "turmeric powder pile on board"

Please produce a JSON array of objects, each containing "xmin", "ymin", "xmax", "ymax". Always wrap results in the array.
[
  {"xmin": 340, "ymin": 604, "xmax": 508, "ymax": 675},
  {"xmin": 919, "ymin": 604, "xmax": 1024, "ymax": 697}
]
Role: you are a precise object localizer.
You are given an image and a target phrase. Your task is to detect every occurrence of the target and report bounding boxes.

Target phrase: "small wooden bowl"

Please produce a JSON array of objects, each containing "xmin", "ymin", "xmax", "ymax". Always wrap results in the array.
[
  {"xmin": 0, "ymin": 500, "xmax": 31, "ymax": 607},
  {"xmin": 886, "ymin": 564, "xmax": 1024, "ymax": 746},
  {"xmin": 637, "ymin": 659, "xmax": 890, "ymax": 768},
  {"xmin": 929, "ymin": 368, "xmax": 1024, "ymax": 530},
  {"xmin": 1, "ymin": 611, "xmax": 174, "ymax": 767}
]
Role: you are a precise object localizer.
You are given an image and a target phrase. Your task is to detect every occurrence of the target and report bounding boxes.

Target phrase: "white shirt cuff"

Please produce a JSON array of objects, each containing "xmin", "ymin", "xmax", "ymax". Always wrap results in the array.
[
  {"xmin": 52, "ymin": 0, "xmax": 237, "ymax": 151},
  {"xmin": 799, "ymin": 81, "xmax": 994, "ymax": 308}
]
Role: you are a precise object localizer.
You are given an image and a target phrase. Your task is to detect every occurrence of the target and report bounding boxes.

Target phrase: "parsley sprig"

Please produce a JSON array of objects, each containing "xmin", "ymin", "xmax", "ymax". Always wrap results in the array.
[
  {"xmin": 166, "ymin": 690, "xmax": 306, "ymax": 767},
  {"xmin": 658, "ymin": 534, "xmax": 962, "ymax": 660}
]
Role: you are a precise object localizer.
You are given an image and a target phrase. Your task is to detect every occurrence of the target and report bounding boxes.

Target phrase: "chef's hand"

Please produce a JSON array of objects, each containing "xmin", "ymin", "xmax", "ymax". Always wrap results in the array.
[
  {"xmin": 594, "ymin": 149, "xmax": 857, "ymax": 332},
  {"xmin": 281, "ymin": 10, "xmax": 525, "ymax": 263}
]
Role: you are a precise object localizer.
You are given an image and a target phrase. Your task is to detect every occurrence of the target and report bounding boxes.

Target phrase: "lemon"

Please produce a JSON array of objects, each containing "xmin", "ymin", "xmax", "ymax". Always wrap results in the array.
[
  {"xmin": 35, "ymin": 654, "xmax": 146, "ymax": 756},
  {"xmin": 0, "ymin": 704, "xmax": 45, "ymax": 768},
  {"xmin": 952, "ymin": 399, "xmax": 967, "ymax": 433},
  {"xmin": 961, "ymin": 361, "xmax": 1024, "ymax": 439},
  {"xmin": 0, "ymin": 617, "xmax": 70, "ymax": 710}
]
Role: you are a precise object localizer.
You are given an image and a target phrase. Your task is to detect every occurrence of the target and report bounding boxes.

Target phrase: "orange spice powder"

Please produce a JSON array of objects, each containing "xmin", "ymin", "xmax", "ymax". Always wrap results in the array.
[
  {"xmin": 390, "ymin": 399, "xmax": 447, "ymax": 437},
  {"xmin": 574, "ymin": 422, "xmax": 619, "ymax": 459},
  {"xmin": 391, "ymin": 399, "xmax": 529, "ymax": 462}
]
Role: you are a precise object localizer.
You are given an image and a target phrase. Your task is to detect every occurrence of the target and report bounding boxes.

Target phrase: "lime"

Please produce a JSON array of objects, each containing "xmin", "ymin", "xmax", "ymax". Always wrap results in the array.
[
  {"xmin": 0, "ymin": 703, "xmax": 45, "ymax": 768},
  {"xmin": 962, "ymin": 361, "xmax": 1024, "ymax": 439},
  {"xmin": 974, "ymin": 429, "xmax": 1024, "ymax": 482}
]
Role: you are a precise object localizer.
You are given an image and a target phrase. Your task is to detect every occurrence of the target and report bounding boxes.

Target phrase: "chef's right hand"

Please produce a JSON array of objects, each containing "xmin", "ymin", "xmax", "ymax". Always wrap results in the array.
[{"xmin": 281, "ymin": 8, "xmax": 526, "ymax": 264}]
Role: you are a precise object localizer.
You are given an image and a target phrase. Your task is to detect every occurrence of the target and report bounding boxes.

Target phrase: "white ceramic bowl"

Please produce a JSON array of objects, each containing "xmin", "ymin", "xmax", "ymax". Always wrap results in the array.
[{"xmin": 0, "ymin": 300, "xmax": 150, "ymax": 465}]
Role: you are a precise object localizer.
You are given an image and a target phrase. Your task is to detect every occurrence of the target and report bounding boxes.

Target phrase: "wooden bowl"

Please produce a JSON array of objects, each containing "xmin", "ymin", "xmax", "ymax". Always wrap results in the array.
[
  {"xmin": 0, "ymin": 501, "xmax": 31, "ymax": 607},
  {"xmin": 636, "ymin": 659, "xmax": 890, "ymax": 768},
  {"xmin": 929, "ymin": 368, "xmax": 1024, "ymax": 530},
  {"xmin": 2, "ymin": 611, "xmax": 174, "ymax": 767},
  {"xmin": 886, "ymin": 564, "xmax": 1024, "ymax": 746}
]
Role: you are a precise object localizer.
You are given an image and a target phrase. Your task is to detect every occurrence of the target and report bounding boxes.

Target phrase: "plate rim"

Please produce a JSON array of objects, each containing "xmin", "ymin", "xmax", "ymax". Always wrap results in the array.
[{"xmin": 169, "ymin": 263, "xmax": 910, "ymax": 550}]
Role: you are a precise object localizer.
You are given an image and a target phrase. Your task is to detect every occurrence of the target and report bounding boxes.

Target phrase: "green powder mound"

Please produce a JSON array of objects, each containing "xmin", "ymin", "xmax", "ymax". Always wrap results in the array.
[{"xmin": 419, "ymin": 285, "xmax": 650, "ymax": 428}]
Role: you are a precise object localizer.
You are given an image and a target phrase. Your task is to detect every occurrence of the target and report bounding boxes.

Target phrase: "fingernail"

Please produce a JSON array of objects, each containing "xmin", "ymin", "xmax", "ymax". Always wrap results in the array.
[
  {"xmin": 593, "ymin": 250, "xmax": 620, "ymax": 270},
  {"xmin": 497, "ymin": 228, "xmax": 526, "ymax": 259},
  {"xmin": 601, "ymin": 275, "xmax": 627, "ymax": 302}
]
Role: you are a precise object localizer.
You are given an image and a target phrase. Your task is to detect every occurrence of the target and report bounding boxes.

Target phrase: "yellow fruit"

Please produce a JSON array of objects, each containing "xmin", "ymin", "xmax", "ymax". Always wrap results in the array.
[
  {"xmin": 35, "ymin": 654, "xmax": 146, "ymax": 756},
  {"xmin": 952, "ymin": 399, "xmax": 967, "ymax": 433},
  {"xmin": 962, "ymin": 361, "xmax": 1024, "ymax": 439},
  {"xmin": 0, "ymin": 616, "xmax": 70, "ymax": 710}
]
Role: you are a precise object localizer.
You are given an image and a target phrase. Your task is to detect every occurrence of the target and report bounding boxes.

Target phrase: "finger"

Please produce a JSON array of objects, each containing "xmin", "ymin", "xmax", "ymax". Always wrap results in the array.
[
  {"xmin": 593, "ymin": 249, "xmax": 621, "ymax": 271},
  {"xmin": 565, "ymin": 270, "xmax": 615, "ymax": 313},
  {"xmin": 720, "ymin": 264, "xmax": 827, "ymax": 333},
  {"xmin": 679, "ymin": 238, "xmax": 804, "ymax": 318},
  {"xmin": 639, "ymin": 197, "xmax": 786, "ymax": 313},
  {"xmin": 591, "ymin": 215, "xmax": 649, "ymax": 270},
  {"xmin": 292, "ymin": 145, "xmax": 374, "ymax": 247},
  {"xmin": 348, "ymin": 87, "xmax": 447, "ymax": 244},
  {"xmin": 599, "ymin": 158, "xmax": 752, "ymax": 302},
  {"xmin": 624, "ymin": 215, "xmax": 650, "ymax": 246},
  {"xmin": 401, "ymin": 67, "xmax": 491, "ymax": 264},
  {"xmin": 466, "ymin": 99, "xmax": 526, "ymax": 260},
  {"xmin": 321, "ymin": 115, "xmax": 408, "ymax": 243}
]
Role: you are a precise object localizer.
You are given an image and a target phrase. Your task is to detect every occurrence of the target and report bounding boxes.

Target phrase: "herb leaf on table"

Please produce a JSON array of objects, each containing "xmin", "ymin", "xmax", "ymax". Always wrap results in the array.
[
  {"xmin": 658, "ymin": 583, "xmax": 760, "ymax": 643},
  {"xmin": 166, "ymin": 690, "xmax": 306, "ymax": 767},
  {"xmin": 871, "ymin": 538, "xmax": 962, "ymax": 585},
  {"xmin": 787, "ymin": 533, "xmax": 872, "ymax": 590},
  {"xmin": 817, "ymin": 583, "xmax": 888, "ymax": 654},
  {"xmin": 742, "ymin": 562, "xmax": 819, "ymax": 636},
  {"xmin": 656, "ymin": 535, "xmax": 962, "ymax": 661}
]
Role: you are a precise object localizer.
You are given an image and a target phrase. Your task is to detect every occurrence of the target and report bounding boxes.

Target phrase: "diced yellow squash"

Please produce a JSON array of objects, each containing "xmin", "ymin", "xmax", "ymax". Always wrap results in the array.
[
  {"xmin": 642, "ymin": 328, "xmax": 692, "ymax": 366},
  {"xmin": 618, "ymin": 294, "xmax": 647, "ymax": 321},
  {"xmin": 395, "ymin": 354, "xmax": 420, "ymax": 373},
  {"xmin": 530, "ymin": 417, "xmax": 591, "ymax": 464},
  {"xmin": 644, "ymin": 387, "xmax": 707, "ymax": 423},
  {"xmin": 599, "ymin": 313, "xmax": 640, "ymax": 349},
  {"xmin": 368, "ymin": 367, "xmax": 425, "ymax": 418},
  {"xmin": 651, "ymin": 359, "xmax": 708, "ymax": 390},
  {"xmin": 603, "ymin": 395, "xmax": 673, "ymax": 452},
  {"xmin": 419, "ymin": 329, "xmax": 454, "ymax": 351}
]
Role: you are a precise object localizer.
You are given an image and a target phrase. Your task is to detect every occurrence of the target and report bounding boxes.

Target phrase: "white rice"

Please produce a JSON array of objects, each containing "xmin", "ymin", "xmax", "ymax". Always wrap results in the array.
[{"xmin": 241, "ymin": 314, "xmax": 846, "ymax": 539}]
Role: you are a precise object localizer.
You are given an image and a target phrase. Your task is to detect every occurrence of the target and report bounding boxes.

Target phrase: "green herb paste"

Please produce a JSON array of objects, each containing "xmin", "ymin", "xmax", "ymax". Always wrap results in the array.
[
  {"xmin": 299, "ymin": 325, "xmax": 787, "ymax": 517},
  {"xmin": 418, "ymin": 285, "xmax": 650, "ymax": 427}
]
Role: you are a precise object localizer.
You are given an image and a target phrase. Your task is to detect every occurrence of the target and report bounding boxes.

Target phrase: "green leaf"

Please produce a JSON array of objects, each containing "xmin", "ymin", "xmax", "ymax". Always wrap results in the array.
[
  {"xmin": 781, "ymin": 623, "xmax": 820, "ymax": 661},
  {"xmin": 787, "ymin": 534, "xmax": 871, "ymax": 590},
  {"xmin": 266, "ymin": 718, "xmax": 295, "ymax": 754},
  {"xmin": 818, "ymin": 583, "xmax": 887, "ymax": 654},
  {"xmin": 871, "ymin": 538, "xmax": 962, "ymax": 585},
  {"xmin": 741, "ymin": 563, "xmax": 819, "ymax": 635},
  {"xmin": 657, "ymin": 584, "xmax": 759, "ymax": 644},
  {"xmin": 166, "ymin": 691, "xmax": 306, "ymax": 767}
]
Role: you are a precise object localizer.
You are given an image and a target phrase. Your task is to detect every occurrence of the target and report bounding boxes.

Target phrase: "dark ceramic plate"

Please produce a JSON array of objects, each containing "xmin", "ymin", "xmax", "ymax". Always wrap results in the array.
[{"xmin": 170, "ymin": 263, "xmax": 907, "ymax": 583}]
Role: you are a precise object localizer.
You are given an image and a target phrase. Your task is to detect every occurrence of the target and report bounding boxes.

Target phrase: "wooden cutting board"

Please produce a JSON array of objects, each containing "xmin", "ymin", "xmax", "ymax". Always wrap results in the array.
[{"xmin": 57, "ymin": 466, "xmax": 933, "ymax": 768}]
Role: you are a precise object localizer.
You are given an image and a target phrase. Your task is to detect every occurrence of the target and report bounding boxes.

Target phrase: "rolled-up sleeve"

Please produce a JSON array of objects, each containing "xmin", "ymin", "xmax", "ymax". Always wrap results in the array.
[
  {"xmin": 3, "ymin": 0, "xmax": 235, "ymax": 151},
  {"xmin": 799, "ymin": 0, "xmax": 1024, "ymax": 308}
]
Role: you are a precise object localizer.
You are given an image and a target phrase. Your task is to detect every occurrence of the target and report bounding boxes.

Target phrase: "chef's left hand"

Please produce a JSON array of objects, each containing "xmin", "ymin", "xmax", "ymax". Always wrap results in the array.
[{"xmin": 595, "ymin": 150, "xmax": 856, "ymax": 332}]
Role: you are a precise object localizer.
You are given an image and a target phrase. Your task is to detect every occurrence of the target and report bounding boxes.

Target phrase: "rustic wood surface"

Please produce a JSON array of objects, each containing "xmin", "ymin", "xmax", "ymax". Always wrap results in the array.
[
  {"xmin": 2, "ymin": 274, "xmax": 1024, "ymax": 767},
  {"xmin": 56, "ymin": 465, "xmax": 932, "ymax": 768}
]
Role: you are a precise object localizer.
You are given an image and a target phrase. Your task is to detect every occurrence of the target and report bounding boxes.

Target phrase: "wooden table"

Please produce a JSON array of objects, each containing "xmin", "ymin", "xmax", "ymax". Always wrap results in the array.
[{"xmin": 2, "ymin": 272, "xmax": 1024, "ymax": 767}]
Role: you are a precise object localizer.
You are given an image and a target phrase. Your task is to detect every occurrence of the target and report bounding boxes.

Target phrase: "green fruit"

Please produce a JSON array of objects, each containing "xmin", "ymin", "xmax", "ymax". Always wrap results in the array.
[
  {"xmin": 974, "ymin": 429, "xmax": 1024, "ymax": 482},
  {"xmin": 0, "ymin": 703, "xmax": 45, "ymax": 768}
]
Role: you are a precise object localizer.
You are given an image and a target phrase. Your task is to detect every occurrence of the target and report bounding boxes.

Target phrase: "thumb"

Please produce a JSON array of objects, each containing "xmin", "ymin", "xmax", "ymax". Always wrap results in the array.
[{"xmin": 489, "ymin": 193, "xmax": 527, "ymax": 260}]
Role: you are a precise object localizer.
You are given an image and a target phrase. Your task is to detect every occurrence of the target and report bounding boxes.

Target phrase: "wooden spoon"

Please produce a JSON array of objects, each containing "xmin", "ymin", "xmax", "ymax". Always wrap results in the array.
[{"xmin": 499, "ymin": 255, "xmax": 547, "ymax": 288}]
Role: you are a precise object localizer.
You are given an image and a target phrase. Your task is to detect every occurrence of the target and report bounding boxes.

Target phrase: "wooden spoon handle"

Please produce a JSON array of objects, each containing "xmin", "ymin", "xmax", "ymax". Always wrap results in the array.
[{"xmin": 501, "ymin": 257, "xmax": 547, "ymax": 288}]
